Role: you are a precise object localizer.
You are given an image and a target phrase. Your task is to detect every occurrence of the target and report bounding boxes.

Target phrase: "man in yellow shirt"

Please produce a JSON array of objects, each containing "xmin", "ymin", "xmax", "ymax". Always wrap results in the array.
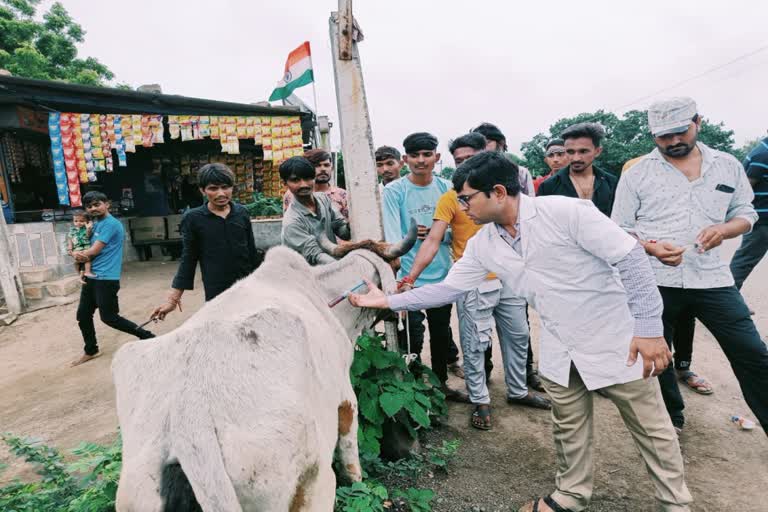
[{"xmin": 404, "ymin": 132, "xmax": 550, "ymax": 430}]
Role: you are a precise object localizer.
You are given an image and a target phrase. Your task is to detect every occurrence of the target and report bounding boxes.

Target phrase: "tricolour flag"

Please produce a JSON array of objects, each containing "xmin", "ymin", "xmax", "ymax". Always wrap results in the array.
[{"xmin": 269, "ymin": 42, "xmax": 314, "ymax": 101}]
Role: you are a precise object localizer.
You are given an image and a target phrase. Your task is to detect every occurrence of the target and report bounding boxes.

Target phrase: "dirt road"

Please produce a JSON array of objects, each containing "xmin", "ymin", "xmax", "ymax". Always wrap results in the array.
[{"xmin": 1, "ymin": 239, "xmax": 766, "ymax": 511}]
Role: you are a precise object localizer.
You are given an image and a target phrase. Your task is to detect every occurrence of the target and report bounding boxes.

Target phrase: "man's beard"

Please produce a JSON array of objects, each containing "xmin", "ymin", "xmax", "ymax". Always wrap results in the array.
[
  {"xmin": 315, "ymin": 175, "xmax": 331, "ymax": 184},
  {"xmin": 660, "ymin": 142, "xmax": 695, "ymax": 158}
]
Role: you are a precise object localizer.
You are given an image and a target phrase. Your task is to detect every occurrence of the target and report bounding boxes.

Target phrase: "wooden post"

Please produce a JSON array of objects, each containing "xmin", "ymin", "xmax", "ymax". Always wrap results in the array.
[
  {"xmin": 0, "ymin": 208, "xmax": 25, "ymax": 315},
  {"xmin": 330, "ymin": 1, "xmax": 399, "ymax": 352}
]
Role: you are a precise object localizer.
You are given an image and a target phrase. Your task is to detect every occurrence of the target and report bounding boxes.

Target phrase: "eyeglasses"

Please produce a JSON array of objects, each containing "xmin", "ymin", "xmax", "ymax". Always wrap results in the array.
[
  {"xmin": 457, "ymin": 190, "xmax": 484, "ymax": 208},
  {"xmin": 545, "ymin": 150, "xmax": 566, "ymax": 157}
]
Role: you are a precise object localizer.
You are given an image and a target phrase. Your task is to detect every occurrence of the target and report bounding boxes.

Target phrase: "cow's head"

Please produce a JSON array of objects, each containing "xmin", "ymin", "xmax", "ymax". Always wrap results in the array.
[{"xmin": 313, "ymin": 220, "xmax": 418, "ymax": 335}]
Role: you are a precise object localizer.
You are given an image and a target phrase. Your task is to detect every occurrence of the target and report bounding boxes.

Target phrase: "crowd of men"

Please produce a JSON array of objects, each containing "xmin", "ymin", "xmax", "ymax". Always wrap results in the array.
[{"xmin": 69, "ymin": 96, "xmax": 768, "ymax": 512}]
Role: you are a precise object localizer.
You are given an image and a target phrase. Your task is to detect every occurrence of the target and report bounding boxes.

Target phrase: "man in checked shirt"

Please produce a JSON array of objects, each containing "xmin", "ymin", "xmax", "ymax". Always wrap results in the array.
[{"xmin": 612, "ymin": 97, "xmax": 768, "ymax": 437}]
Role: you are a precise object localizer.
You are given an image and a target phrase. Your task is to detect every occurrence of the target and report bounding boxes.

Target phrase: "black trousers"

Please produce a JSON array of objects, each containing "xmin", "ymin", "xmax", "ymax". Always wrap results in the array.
[
  {"xmin": 658, "ymin": 286, "xmax": 768, "ymax": 435},
  {"xmin": 76, "ymin": 279, "xmax": 153, "ymax": 355},
  {"xmin": 398, "ymin": 304, "xmax": 458, "ymax": 383},
  {"xmin": 671, "ymin": 313, "xmax": 696, "ymax": 371}
]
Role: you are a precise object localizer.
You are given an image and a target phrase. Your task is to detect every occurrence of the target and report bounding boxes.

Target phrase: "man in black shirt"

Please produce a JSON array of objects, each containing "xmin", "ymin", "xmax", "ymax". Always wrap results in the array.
[
  {"xmin": 538, "ymin": 123, "xmax": 618, "ymax": 217},
  {"xmin": 151, "ymin": 163, "xmax": 259, "ymax": 319}
]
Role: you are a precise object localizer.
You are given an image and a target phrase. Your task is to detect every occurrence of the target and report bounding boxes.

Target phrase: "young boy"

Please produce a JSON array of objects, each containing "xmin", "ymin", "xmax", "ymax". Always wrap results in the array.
[
  {"xmin": 67, "ymin": 210, "xmax": 95, "ymax": 282},
  {"xmin": 71, "ymin": 191, "xmax": 154, "ymax": 367}
]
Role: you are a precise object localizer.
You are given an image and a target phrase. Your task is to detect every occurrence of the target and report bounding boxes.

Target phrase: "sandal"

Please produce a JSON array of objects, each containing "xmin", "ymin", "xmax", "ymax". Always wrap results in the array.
[
  {"xmin": 676, "ymin": 370, "xmax": 714, "ymax": 395},
  {"xmin": 518, "ymin": 495, "xmax": 573, "ymax": 512},
  {"xmin": 470, "ymin": 405, "xmax": 492, "ymax": 430}
]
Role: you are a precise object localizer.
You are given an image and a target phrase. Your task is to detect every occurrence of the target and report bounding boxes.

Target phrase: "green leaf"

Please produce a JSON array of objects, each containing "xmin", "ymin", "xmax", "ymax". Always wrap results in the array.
[
  {"xmin": 405, "ymin": 402, "xmax": 431, "ymax": 428},
  {"xmin": 379, "ymin": 392, "xmax": 406, "ymax": 417}
]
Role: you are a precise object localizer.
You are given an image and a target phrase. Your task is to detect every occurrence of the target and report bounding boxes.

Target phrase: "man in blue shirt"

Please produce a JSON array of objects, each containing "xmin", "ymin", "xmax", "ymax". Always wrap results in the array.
[
  {"xmin": 382, "ymin": 132, "xmax": 466, "ymax": 401},
  {"xmin": 71, "ymin": 191, "xmax": 154, "ymax": 366}
]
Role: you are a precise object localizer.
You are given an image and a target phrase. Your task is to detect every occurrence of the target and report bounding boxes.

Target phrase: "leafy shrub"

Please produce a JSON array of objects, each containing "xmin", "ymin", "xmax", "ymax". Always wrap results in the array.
[
  {"xmin": 0, "ymin": 433, "xmax": 121, "ymax": 512},
  {"xmin": 242, "ymin": 192, "xmax": 282, "ymax": 217},
  {"xmin": 351, "ymin": 331, "xmax": 447, "ymax": 458}
]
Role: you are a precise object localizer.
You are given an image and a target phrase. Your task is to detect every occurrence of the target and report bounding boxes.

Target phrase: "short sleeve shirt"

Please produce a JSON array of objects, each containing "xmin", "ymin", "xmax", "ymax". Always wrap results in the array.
[{"xmin": 90, "ymin": 215, "xmax": 125, "ymax": 280}]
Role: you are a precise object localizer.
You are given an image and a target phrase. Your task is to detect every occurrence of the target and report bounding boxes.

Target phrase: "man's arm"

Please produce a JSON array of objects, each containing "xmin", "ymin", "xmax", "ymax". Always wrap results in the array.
[
  {"xmin": 382, "ymin": 186, "xmax": 402, "ymax": 243},
  {"xmin": 282, "ymin": 218, "xmax": 336, "ymax": 265},
  {"xmin": 153, "ymin": 215, "xmax": 200, "ymax": 319},
  {"xmin": 73, "ymin": 240, "xmax": 106, "ymax": 261},
  {"xmin": 329, "ymin": 200, "xmax": 351, "ymax": 241},
  {"xmin": 244, "ymin": 209, "xmax": 259, "ymax": 271},
  {"xmin": 615, "ymin": 242, "xmax": 671, "ymax": 378},
  {"xmin": 407, "ymin": 220, "xmax": 449, "ymax": 283}
]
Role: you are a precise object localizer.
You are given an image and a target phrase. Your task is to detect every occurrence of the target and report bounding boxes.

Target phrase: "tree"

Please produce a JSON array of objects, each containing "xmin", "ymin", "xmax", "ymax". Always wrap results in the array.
[
  {"xmin": 0, "ymin": 0, "xmax": 115, "ymax": 85},
  {"xmin": 521, "ymin": 109, "xmax": 741, "ymax": 177},
  {"xmin": 438, "ymin": 166, "xmax": 455, "ymax": 180}
]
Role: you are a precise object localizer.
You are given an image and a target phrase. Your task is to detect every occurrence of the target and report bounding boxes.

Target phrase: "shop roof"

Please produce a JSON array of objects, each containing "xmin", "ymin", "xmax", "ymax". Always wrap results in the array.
[{"xmin": 0, "ymin": 75, "xmax": 310, "ymax": 118}]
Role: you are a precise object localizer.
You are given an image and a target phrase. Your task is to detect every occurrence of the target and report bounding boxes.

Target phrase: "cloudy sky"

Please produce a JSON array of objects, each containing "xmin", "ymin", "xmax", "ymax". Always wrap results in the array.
[{"xmin": 62, "ymin": 0, "xmax": 768, "ymax": 161}]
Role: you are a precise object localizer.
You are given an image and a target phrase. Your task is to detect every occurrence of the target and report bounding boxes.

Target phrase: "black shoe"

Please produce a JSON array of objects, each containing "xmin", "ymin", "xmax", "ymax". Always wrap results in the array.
[
  {"xmin": 507, "ymin": 392, "xmax": 551, "ymax": 410},
  {"xmin": 527, "ymin": 372, "xmax": 545, "ymax": 392}
]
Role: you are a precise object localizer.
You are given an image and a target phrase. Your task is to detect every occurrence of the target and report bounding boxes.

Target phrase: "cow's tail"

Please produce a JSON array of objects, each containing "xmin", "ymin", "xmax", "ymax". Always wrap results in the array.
[{"xmin": 161, "ymin": 430, "xmax": 243, "ymax": 512}]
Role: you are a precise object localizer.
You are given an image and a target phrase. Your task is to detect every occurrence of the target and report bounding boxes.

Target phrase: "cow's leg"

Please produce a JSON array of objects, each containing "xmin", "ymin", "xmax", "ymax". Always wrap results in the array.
[
  {"xmin": 290, "ymin": 461, "xmax": 336, "ymax": 512},
  {"xmin": 336, "ymin": 398, "xmax": 362, "ymax": 482},
  {"xmin": 115, "ymin": 450, "xmax": 165, "ymax": 512}
]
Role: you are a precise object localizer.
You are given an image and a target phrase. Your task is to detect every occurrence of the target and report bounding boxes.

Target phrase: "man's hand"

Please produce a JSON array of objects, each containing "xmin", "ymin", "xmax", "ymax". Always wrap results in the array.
[
  {"xmin": 72, "ymin": 251, "xmax": 89, "ymax": 263},
  {"xmin": 416, "ymin": 224, "xmax": 430, "ymax": 241},
  {"xmin": 151, "ymin": 291, "xmax": 183, "ymax": 321},
  {"xmin": 626, "ymin": 336, "xmax": 672, "ymax": 378},
  {"xmin": 646, "ymin": 241, "xmax": 686, "ymax": 266},
  {"xmin": 696, "ymin": 224, "xmax": 726, "ymax": 252},
  {"xmin": 348, "ymin": 279, "xmax": 389, "ymax": 309}
]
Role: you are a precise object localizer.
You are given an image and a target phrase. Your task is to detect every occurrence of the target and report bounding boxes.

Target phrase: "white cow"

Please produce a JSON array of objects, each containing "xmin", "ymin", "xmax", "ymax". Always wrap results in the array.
[{"xmin": 112, "ymin": 225, "xmax": 416, "ymax": 512}]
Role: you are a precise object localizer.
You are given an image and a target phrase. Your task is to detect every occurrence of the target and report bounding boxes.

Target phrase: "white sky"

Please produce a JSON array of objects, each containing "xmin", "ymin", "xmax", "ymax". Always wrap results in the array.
[{"xmin": 59, "ymin": 0, "xmax": 768, "ymax": 161}]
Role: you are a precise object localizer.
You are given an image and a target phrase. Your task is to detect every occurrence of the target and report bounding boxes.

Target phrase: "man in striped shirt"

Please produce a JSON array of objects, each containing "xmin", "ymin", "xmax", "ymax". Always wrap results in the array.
[{"xmin": 729, "ymin": 135, "xmax": 768, "ymax": 293}]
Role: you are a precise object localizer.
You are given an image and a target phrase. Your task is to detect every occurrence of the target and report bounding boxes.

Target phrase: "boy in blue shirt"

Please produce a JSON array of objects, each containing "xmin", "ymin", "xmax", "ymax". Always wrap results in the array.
[
  {"xmin": 382, "ymin": 132, "xmax": 467, "ymax": 401},
  {"xmin": 71, "ymin": 191, "xmax": 154, "ymax": 366}
]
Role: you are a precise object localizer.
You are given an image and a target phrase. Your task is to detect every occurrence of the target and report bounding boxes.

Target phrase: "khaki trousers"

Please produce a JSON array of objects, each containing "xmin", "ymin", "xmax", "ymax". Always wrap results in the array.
[{"xmin": 540, "ymin": 366, "xmax": 692, "ymax": 512}]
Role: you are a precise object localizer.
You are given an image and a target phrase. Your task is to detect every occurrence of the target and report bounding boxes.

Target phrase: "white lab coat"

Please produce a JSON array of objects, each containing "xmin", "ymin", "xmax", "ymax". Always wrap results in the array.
[{"xmin": 445, "ymin": 194, "xmax": 642, "ymax": 389}]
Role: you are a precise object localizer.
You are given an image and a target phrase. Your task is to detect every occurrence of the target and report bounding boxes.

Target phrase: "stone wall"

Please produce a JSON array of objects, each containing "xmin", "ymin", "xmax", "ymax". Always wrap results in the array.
[{"xmin": 8, "ymin": 218, "xmax": 141, "ymax": 278}]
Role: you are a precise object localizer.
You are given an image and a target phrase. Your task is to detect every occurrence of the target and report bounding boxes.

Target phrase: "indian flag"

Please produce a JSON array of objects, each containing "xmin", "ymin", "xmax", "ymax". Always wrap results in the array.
[{"xmin": 269, "ymin": 42, "xmax": 314, "ymax": 101}]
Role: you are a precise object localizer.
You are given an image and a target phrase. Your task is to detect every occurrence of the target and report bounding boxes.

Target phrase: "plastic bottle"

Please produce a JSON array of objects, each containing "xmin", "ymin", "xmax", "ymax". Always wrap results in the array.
[{"xmin": 731, "ymin": 415, "xmax": 755, "ymax": 430}]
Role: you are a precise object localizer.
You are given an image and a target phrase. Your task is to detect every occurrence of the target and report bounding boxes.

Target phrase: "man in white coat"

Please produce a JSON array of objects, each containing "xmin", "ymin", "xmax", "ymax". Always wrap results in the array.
[{"xmin": 350, "ymin": 152, "xmax": 691, "ymax": 512}]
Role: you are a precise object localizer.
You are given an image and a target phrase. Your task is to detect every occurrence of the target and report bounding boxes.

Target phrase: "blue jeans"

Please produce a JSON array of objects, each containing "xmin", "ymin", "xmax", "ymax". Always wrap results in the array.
[
  {"xmin": 729, "ymin": 223, "xmax": 768, "ymax": 290},
  {"xmin": 657, "ymin": 286, "xmax": 768, "ymax": 435}
]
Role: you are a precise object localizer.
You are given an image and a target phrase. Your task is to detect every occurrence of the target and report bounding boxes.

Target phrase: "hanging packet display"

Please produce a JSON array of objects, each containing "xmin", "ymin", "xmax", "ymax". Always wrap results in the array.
[{"xmin": 49, "ymin": 113, "xmax": 69, "ymax": 206}]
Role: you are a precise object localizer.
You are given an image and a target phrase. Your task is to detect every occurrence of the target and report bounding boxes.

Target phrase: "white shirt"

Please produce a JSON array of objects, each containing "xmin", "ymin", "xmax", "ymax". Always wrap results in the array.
[
  {"xmin": 612, "ymin": 143, "xmax": 757, "ymax": 289},
  {"xmin": 443, "ymin": 194, "xmax": 640, "ymax": 389}
]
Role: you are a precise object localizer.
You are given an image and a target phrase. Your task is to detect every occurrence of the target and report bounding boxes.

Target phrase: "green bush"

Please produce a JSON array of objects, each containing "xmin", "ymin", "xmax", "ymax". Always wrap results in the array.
[
  {"xmin": 242, "ymin": 191, "xmax": 282, "ymax": 217},
  {"xmin": 0, "ymin": 433, "xmax": 121, "ymax": 512},
  {"xmin": 351, "ymin": 331, "xmax": 447, "ymax": 458}
]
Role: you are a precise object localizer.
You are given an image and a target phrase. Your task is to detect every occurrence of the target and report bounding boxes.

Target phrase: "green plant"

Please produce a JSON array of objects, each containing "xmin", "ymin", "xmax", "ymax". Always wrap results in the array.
[
  {"xmin": 351, "ymin": 331, "xmax": 446, "ymax": 458},
  {"xmin": 242, "ymin": 191, "xmax": 282, "ymax": 217},
  {"xmin": 335, "ymin": 480, "xmax": 389, "ymax": 512},
  {"xmin": 361, "ymin": 440, "xmax": 460, "ymax": 480},
  {"xmin": 394, "ymin": 487, "xmax": 435, "ymax": 512},
  {"xmin": 0, "ymin": 433, "xmax": 122, "ymax": 512}
]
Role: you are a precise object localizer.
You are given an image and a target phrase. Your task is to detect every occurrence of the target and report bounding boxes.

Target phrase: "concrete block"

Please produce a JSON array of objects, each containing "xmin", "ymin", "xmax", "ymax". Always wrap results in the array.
[
  {"xmin": 45, "ymin": 276, "xmax": 81, "ymax": 297},
  {"xmin": 29, "ymin": 236, "xmax": 45, "ymax": 266},
  {"xmin": 20, "ymin": 266, "xmax": 56, "ymax": 284},
  {"xmin": 251, "ymin": 219, "xmax": 282, "ymax": 251},
  {"xmin": 23, "ymin": 284, "xmax": 44, "ymax": 300},
  {"xmin": 14, "ymin": 233, "xmax": 31, "ymax": 265},
  {"xmin": 42, "ymin": 232, "xmax": 57, "ymax": 259},
  {"xmin": 23, "ymin": 222, "xmax": 53, "ymax": 234}
]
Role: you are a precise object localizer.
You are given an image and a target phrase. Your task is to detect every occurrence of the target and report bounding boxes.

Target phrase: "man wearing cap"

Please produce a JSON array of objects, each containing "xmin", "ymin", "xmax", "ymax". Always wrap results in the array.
[
  {"xmin": 375, "ymin": 145, "xmax": 404, "ymax": 197},
  {"xmin": 471, "ymin": 122, "xmax": 536, "ymax": 195},
  {"xmin": 533, "ymin": 138, "xmax": 568, "ymax": 194},
  {"xmin": 622, "ymin": 154, "xmax": 714, "ymax": 396},
  {"xmin": 729, "ymin": 133, "xmax": 768, "ymax": 294},
  {"xmin": 382, "ymin": 132, "xmax": 466, "ymax": 401},
  {"xmin": 538, "ymin": 123, "xmax": 618, "ymax": 217},
  {"xmin": 613, "ymin": 97, "xmax": 768, "ymax": 436}
]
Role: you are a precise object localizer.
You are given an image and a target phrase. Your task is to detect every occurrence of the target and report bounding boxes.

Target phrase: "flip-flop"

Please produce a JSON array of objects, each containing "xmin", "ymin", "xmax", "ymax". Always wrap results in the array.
[
  {"xmin": 677, "ymin": 370, "xmax": 714, "ymax": 395},
  {"xmin": 470, "ymin": 406, "xmax": 492, "ymax": 430},
  {"xmin": 518, "ymin": 495, "xmax": 574, "ymax": 512}
]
